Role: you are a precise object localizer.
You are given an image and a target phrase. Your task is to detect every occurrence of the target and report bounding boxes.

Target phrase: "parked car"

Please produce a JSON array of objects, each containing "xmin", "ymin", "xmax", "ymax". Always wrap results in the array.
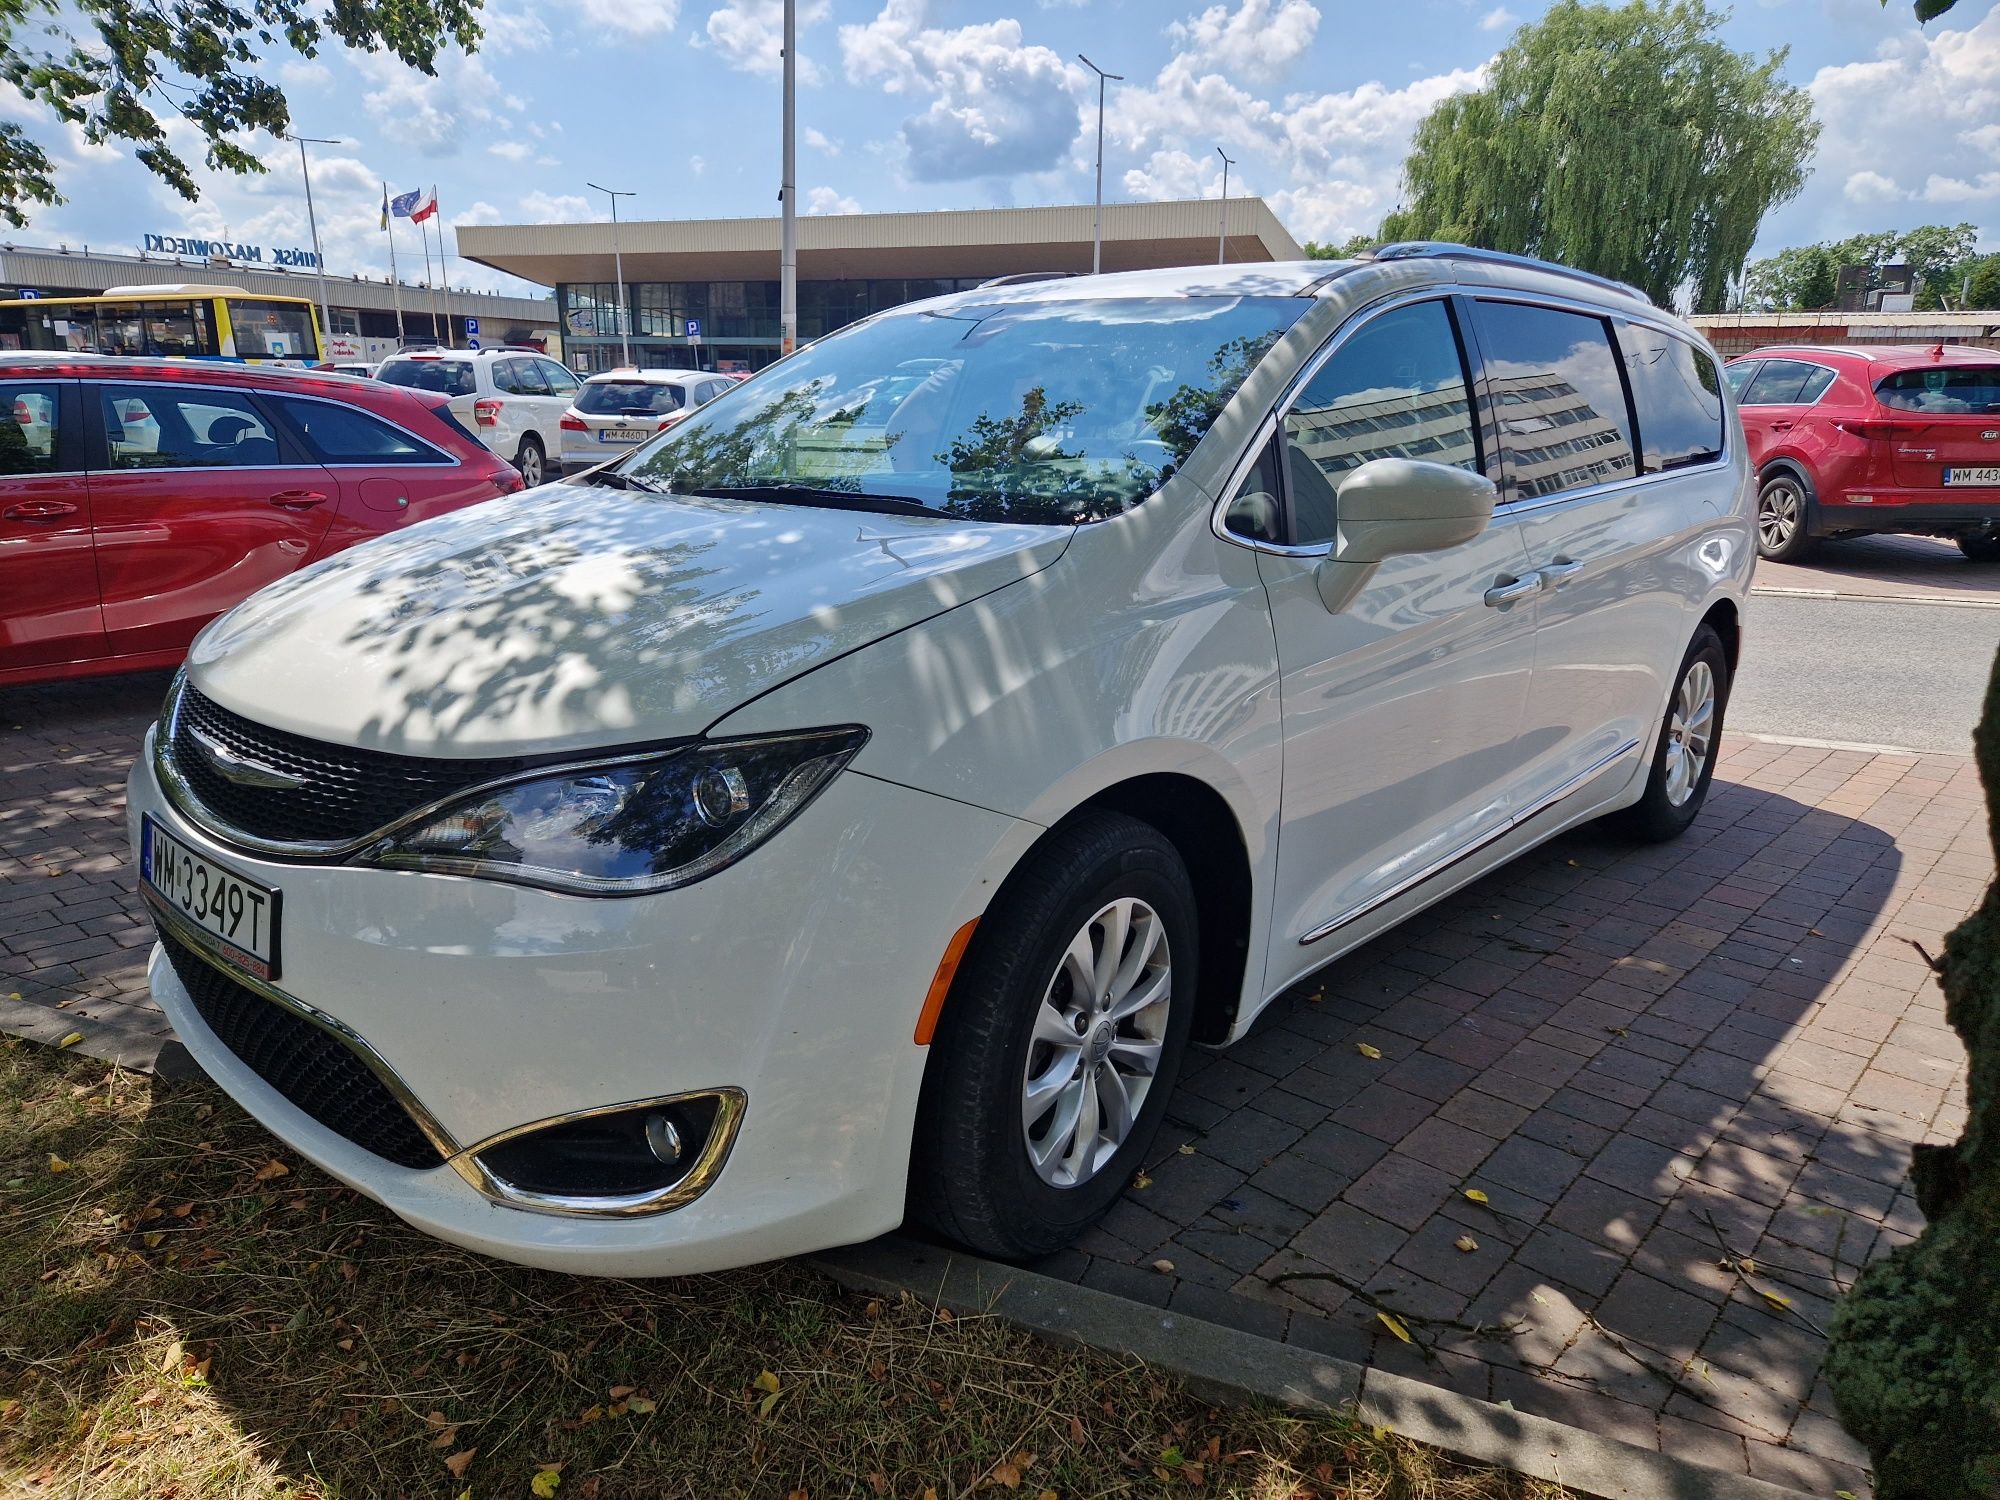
[
  {"xmin": 373, "ymin": 346, "xmax": 583, "ymax": 488},
  {"xmin": 322, "ymin": 361, "xmax": 379, "ymax": 379},
  {"xmin": 1723, "ymin": 343, "xmax": 2000, "ymax": 562},
  {"xmin": 558, "ymin": 368, "xmax": 739, "ymax": 472},
  {"xmin": 0, "ymin": 354, "xmax": 524, "ymax": 688},
  {"xmin": 128, "ymin": 248, "xmax": 1752, "ymax": 1275}
]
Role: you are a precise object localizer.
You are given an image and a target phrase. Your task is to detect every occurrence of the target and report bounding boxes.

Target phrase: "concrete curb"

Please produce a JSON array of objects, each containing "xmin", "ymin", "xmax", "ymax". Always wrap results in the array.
[
  {"xmin": 1751, "ymin": 583, "xmax": 2000, "ymax": 610},
  {"xmin": 809, "ymin": 1236, "xmax": 1818, "ymax": 1500},
  {"xmin": 0, "ymin": 1000, "xmax": 170, "ymax": 1073}
]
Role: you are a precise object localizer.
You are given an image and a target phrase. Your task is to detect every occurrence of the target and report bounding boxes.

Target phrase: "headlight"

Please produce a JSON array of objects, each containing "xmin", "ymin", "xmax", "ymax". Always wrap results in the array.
[{"xmin": 354, "ymin": 728, "xmax": 867, "ymax": 895}]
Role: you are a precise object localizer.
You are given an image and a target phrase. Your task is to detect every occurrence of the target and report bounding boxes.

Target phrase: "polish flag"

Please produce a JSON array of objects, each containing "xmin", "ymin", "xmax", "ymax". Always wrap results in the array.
[{"xmin": 409, "ymin": 187, "xmax": 439, "ymax": 224}]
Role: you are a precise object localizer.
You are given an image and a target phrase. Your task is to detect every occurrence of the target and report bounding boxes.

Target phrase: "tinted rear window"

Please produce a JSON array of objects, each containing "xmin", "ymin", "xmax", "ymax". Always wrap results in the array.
[
  {"xmin": 1739, "ymin": 359, "xmax": 1832, "ymax": 406},
  {"xmin": 376, "ymin": 358, "xmax": 475, "ymax": 398},
  {"xmin": 271, "ymin": 396, "xmax": 448, "ymax": 464},
  {"xmin": 578, "ymin": 381, "xmax": 685, "ymax": 416},
  {"xmin": 1876, "ymin": 365, "xmax": 2000, "ymax": 414},
  {"xmin": 1617, "ymin": 324, "xmax": 1724, "ymax": 472}
]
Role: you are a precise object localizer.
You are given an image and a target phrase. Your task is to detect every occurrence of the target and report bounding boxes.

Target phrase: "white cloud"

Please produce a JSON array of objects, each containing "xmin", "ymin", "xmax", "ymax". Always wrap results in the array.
[
  {"xmin": 1165, "ymin": 0, "xmax": 1320, "ymax": 83},
  {"xmin": 279, "ymin": 60, "xmax": 332, "ymax": 89},
  {"xmin": 569, "ymin": 0, "xmax": 678, "ymax": 35},
  {"xmin": 804, "ymin": 126, "xmax": 841, "ymax": 155},
  {"xmin": 451, "ymin": 201, "xmax": 503, "ymax": 227},
  {"xmin": 703, "ymin": 0, "xmax": 830, "ymax": 79},
  {"xmin": 690, "ymin": 154, "xmax": 707, "ymax": 175},
  {"xmin": 481, "ymin": 4, "xmax": 554, "ymax": 52},
  {"xmin": 806, "ymin": 186, "xmax": 862, "ymax": 214},
  {"xmin": 1843, "ymin": 169, "xmax": 1904, "ymax": 203},
  {"xmin": 840, "ymin": 1, "xmax": 1086, "ymax": 181},
  {"xmin": 1923, "ymin": 172, "xmax": 2000, "ymax": 204},
  {"xmin": 488, "ymin": 141, "xmax": 533, "ymax": 162},
  {"xmin": 356, "ymin": 50, "xmax": 513, "ymax": 157},
  {"xmin": 518, "ymin": 190, "xmax": 599, "ymax": 223},
  {"xmin": 1479, "ymin": 6, "xmax": 1516, "ymax": 31}
]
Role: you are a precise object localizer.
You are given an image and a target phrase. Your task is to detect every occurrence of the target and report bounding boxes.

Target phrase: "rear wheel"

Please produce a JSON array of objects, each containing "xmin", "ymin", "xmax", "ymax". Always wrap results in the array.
[
  {"xmin": 515, "ymin": 434, "xmax": 547, "ymax": 489},
  {"xmin": 1619, "ymin": 624, "xmax": 1730, "ymax": 844},
  {"xmin": 1957, "ymin": 533, "xmax": 2000, "ymax": 564},
  {"xmin": 1756, "ymin": 473, "xmax": 1817, "ymax": 562},
  {"xmin": 909, "ymin": 811, "xmax": 1197, "ymax": 1259}
]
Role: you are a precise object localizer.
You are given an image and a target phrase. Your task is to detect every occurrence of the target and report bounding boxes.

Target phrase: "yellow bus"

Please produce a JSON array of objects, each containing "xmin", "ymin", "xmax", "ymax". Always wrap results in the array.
[{"xmin": 0, "ymin": 283, "xmax": 323, "ymax": 364}]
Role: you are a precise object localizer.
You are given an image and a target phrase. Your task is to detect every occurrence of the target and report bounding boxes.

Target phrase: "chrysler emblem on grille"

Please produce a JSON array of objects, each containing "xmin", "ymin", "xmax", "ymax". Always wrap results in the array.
[{"xmin": 186, "ymin": 725, "xmax": 307, "ymax": 791}]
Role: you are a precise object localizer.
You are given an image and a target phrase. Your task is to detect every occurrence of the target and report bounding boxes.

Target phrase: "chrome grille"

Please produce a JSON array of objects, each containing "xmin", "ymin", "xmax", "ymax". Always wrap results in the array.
[{"xmin": 162, "ymin": 680, "xmax": 535, "ymax": 848}]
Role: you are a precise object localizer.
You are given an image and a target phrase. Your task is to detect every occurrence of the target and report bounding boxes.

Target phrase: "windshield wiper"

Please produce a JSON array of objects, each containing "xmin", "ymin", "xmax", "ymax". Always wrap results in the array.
[{"xmin": 686, "ymin": 483, "xmax": 938, "ymax": 518}]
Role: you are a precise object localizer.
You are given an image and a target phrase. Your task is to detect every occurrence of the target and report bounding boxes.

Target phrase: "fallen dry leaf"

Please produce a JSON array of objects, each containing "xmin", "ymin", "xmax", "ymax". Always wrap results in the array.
[
  {"xmin": 442, "ymin": 1448, "xmax": 476, "ymax": 1479},
  {"xmin": 1132, "ymin": 1169, "xmax": 1153, "ymax": 1189},
  {"xmin": 992, "ymin": 1460, "xmax": 1022, "ymax": 1489},
  {"xmin": 47, "ymin": 1154, "xmax": 69, "ymax": 1173},
  {"xmin": 531, "ymin": 1467, "xmax": 562, "ymax": 1498},
  {"xmin": 253, "ymin": 1160, "xmax": 291, "ymax": 1182},
  {"xmin": 1454, "ymin": 1235, "xmax": 1479, "ymax": 1253},
  {"xmin": 57, "ymin": 1032, "xmax": 84, "ymax": 1049},
  {"xmin": 1150, "ymin": 1259, "xmax": 1175, "ymax": 1275},
  {"xmin": 1377, "ymin": 1312, "xmax": 1414, "ymax": 1344},
  {"xmin": 1463, "ymin": 1188, "xmax": 1489, "ymax": 1204},
  {"xmin": 1355, "ymin": 1041, "xmax": 1383, "ymax": 1060}
]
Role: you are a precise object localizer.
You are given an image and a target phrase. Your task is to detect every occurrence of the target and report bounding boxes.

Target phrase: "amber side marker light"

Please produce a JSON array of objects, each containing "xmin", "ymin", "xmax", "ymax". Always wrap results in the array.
[{"xmin": 914, "ymin": 917, "xmax": 980, "ymax": 1045}]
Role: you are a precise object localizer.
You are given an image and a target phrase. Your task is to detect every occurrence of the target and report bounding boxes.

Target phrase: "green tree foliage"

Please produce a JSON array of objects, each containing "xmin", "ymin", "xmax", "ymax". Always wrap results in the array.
[
  {"xmin": 1302, "ymin": 233, "xmax": 1376, "ymax": 260},
  {"xmin": 1825, "ymin": 646, "xmax": 2000, "ymax": 1499},
  {"xmin": 1745, "ymin": 224, "xmax": 1984, "ymax": 310},
  {"xmin": 0, "ymin": 0, "xmax": 485, "ymax": 228},
  {"xmin": 1379, "ymin": 0, "xmax": 1818, "ymax": 312}
]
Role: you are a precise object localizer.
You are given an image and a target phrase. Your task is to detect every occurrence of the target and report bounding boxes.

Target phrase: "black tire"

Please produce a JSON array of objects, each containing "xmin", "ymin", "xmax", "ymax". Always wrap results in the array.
[
  {"xmin": 1755, "ymin": 471, "xmax": 1818, "ymax": 562},
  {"xmin": 515, "ymin": 434, "xmax": 547, "ymax": 488},
  {"xmin": 1619, "ymin": 624, "xmax": 1731, "ymax": 843},
  {"xmin": 1957, "ymin": 534, "xmax": 2000, "ymax": 564},
  {"xmin": 909, "ymin": 810, "xmax": 1198, "ymax": 1260}
]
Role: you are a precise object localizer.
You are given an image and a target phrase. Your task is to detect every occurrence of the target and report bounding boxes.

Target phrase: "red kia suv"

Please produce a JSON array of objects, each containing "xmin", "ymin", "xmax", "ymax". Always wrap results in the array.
[
  {"xmin": 0, "ymin": 355, "xmax": 525, "ymax": 688},
  {"xmin": 1725, "ymin": 344, "xmax": 2000, "ymax": 562}
]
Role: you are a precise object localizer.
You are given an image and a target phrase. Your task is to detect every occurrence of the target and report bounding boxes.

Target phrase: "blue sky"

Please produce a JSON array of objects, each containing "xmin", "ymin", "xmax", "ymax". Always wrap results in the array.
[{"xmin": 5, "ymin": 0, "xmax": 1997, "ymax": 300}]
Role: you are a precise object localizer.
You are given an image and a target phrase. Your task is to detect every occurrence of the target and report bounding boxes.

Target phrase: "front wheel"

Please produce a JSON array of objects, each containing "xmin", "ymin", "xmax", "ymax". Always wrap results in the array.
[
  {"xmin": 1619, "ymin": 624, "xmax": 1731, "ymax": 843},
  {"xmin": 1756, "ymin": 473, "xmax": 1818, "ymax": 562},
  {"xmin": 909, "ymin": 811, "xmax": 1197, "ymax": 1260},
  {"xmin": 515, "ymin": 435, "xmax": 547, "ymax": 489}
]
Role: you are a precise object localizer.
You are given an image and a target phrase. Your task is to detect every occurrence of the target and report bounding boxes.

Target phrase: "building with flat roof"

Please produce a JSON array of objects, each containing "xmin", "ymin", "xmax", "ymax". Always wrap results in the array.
[
  {"xmin": 1690, "ymin": 309, "xmax": 2000, "ymax": 358},
  {"xmin": 0, "ymin": 241, "xmax": 558, "ymax": 361},
  {"xmin": 457, "ymin": 198, "xmax": 1303, "ymax": 374}
]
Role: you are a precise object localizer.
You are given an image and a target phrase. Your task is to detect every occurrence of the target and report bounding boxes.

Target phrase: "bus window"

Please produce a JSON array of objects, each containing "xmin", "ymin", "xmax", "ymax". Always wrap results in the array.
[{"xmin": 226, "ymin": 299, "xmax": 317, "ymax": 360}]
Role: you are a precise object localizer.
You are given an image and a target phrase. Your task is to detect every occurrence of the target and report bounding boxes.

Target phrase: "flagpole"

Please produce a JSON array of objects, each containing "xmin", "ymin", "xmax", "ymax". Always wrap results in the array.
[
  {"xmin": 384, "ymin": 183, "xmax": 406, "ymax": 344},
  {"xmin": 416, "ymin": 210, "xmax": 437, "ymax": 343},
  {"xmin": 428, "ymin": 188, "xmax": 448, "ymax": 347}
]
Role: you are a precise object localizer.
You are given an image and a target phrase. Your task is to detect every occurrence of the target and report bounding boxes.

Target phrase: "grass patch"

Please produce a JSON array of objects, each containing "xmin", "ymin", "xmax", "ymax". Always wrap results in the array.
[{"xmin": 0, "ymin": 1039, "xmax": 1569, "ymax": 1498}]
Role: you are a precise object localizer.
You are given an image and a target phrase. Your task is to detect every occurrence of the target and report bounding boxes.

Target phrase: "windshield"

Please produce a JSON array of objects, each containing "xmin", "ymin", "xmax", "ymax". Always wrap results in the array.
[
  {"xmin": 376, "ymin": 358, "xmax": 477, "ymax": 398},
  {"xmin": 578, "ymin": 380, "xmax": 685, "ymax": 416},
  {"xmin": 618, "ymin": 295, "xmax": 1304, "ymax": 524},
  {"xmin": 1876, "ymin": 366, "xmax": 2000, "ymax": 414},
  {"xmin": 226, "ymin": 299, "xmax": 317, "ymax": 360}
]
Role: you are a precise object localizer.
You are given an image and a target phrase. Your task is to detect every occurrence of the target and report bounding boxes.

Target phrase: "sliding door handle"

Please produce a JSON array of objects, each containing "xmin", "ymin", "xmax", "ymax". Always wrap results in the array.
[
  {"xmin": 1483, "ymin": 573, "xmax": 1543, "ymax": 608},
  {"xmin": 1540, "ymin": 559, "xmax": 1584, "ymax": 589}
]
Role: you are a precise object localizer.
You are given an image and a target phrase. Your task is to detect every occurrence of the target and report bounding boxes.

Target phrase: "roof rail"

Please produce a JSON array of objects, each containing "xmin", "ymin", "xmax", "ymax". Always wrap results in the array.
[
  {"xmin": 976, "ymin": 271, "xmax": 1081, "ymax": 289},
  {"xmin": 1368, "ymin": 242, "xmax": 1650, "ymax": 304}
]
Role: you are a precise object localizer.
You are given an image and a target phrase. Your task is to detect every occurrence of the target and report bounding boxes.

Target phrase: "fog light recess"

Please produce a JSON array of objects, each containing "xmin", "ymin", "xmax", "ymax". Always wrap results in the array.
[{"xmin": 469, "ymin": 1092, "xmax": 738, "ymax": 1206}]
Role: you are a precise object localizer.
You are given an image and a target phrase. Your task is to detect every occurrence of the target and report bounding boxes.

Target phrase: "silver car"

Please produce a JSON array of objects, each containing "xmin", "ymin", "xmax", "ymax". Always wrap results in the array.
[{"xmin": 559, "ymin": 368, "xmax": 738, "ymax": 472}]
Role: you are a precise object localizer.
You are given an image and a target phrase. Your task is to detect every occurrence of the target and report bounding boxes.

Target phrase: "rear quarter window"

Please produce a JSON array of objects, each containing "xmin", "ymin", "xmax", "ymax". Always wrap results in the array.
[
  {"xmin": 376, "ymin": 359, "xmax": 476, "ymax": 398},
  {"xmin": 1617, "ymin": 324, "xmax": 1724, "ymax": 472}
]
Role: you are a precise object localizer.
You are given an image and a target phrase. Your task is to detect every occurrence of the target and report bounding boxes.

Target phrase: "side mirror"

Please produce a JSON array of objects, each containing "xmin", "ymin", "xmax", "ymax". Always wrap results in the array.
[{"xmin": 1315, "ymin": 458, "xmax": 1498, "ymax": 613}]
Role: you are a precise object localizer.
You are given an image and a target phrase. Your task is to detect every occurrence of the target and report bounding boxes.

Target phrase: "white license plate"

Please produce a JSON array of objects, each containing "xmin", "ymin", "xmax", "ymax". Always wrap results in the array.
[
  {"xmin": 1945, "ymin": 467, "xmax": 2000, "ymax": 486},
  {"xmin": 598, "ymin": 427, "xmax": 649, "ymax": 443},
  {"xmin": 141, "ymin": 816, "xmax": 280, "ymax": 980}
]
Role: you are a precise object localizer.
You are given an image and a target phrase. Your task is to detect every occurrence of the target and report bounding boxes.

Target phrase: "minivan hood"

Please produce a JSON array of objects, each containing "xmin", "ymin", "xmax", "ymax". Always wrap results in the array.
[{"xmin": 188, "ymin": 485, "xmax": 1071, "ymax": 756}]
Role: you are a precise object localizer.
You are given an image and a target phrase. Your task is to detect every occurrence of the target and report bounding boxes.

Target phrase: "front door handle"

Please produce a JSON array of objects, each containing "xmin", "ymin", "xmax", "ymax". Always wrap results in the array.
[
  {"xmin": 1483, "ymin": 573, "xmax": 1543, "ymax": 608},
  {"xmin": 1540, "ymin": 558, "xmax": 1584, "ymax": 589},
  {"xmin": 268, "ymin": 489, "xmax": 328, "ymax": 509},
  {"xmin": 1768, "ymin": 420, "xmax": 1792, "ymax": 431},
  {"xmin": 2, "ymin": 499, "xmax": 79, "ymax": 521}
]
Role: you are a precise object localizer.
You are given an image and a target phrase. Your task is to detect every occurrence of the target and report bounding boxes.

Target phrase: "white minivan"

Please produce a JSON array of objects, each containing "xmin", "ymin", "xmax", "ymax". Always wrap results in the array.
[{"xmin": 130, "ymin": 248, "xmax": 1754, "ymax": 1275}]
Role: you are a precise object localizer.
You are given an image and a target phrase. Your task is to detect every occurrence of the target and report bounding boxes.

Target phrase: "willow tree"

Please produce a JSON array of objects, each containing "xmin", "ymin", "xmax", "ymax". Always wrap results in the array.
[{"xmin": 1379, "ymin": 0, "xmax": 1818, "ymax": 311}]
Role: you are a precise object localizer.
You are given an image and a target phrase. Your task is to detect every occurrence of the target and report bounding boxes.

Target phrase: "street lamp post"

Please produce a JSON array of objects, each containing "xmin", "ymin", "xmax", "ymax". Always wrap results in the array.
[
  {"xmin": 1078, "ymin": 55, "xmax": 1122, "ymax": 276},
  {"xmin": 289, "ymin": 133, "xmax": 340, "ymax": 351},
  {"xmin": 1216, "ymin": 147, "xmax": 1236, "ymax": 265},
  {"xmin": 586, "ymin": 181, "xmax": 636, "ymax": 367},
  {"xmin": 780, "ymin": 0, "xmax": 797, "ymax": 358}
]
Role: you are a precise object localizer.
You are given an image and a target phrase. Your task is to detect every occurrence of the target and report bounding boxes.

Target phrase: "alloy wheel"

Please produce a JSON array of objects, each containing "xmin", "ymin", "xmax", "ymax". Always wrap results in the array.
[
  {"xmin": 518, "ymin": 442, "xmax": 545, "ymax": 488},
  {"xmin": 1021, "ymin": 897, "xmax": 1172, "ymax": 1188},
  {"xmin": 1758, "ymin": 479, "xmax": 1801, "ymax": 553},
  {"xmin": 1663, "ymin": 658, "xmax": 1715, "ymax": 808}
]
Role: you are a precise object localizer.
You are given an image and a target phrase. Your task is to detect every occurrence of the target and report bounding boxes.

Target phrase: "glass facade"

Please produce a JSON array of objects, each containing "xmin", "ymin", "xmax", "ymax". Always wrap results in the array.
[{"xmin": 556, "ymin": 277, "xmax": 1001, "ymax": 375}]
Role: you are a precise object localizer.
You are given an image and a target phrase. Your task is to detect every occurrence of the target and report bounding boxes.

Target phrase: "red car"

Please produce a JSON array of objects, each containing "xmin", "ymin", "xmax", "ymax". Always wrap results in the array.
[
  {"xmin": 0, "ymin": 355, "xmax": 524, "ymax": 688},
  {"xmin": 1725, "ymin": 343, "xmax": 2000, "ymax": 562}
]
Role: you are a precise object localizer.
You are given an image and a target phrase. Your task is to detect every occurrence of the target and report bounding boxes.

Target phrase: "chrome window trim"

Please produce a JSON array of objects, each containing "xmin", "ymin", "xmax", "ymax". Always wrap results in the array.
[
  {"xmin": 449, "ymin": 1089, "xmax": 748, "ymax": 1217},
  {"xmin": 1299, "ymin": 736, "xmax": 1642, "ymax": 946},
  {"xmin": 0, "ymin": 470, "xmax": 87, "ymax": 482},
  {"xmin": 155, "ymin": 671, "xmax": 693, "ymax": 862},
  {"xmin": 1736, "ymin": 356, "xmax": 1840, "ymax": 410},
  {"xmin": 144, "ymin": 883, "xmax": 462, "ymax": 1161}
]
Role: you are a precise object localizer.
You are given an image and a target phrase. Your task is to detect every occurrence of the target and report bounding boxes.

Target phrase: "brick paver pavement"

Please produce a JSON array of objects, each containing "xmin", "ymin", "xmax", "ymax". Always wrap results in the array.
[
  {"xmin": 2, "ymin": 669, "xmax": 1981, "ymax": 1499},
  {"xmin": 1755, "ymin": 532, "xmax": 2000, "ymax": 606}
]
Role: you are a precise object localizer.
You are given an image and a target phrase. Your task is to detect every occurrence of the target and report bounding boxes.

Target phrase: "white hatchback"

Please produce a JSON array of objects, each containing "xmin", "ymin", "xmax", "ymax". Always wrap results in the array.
[
  {"xmin": 373, "ymin": 347, "xmax": 582, "ymax": 488},
  {"xmin": 130, "ymin": 249, "xmax": 1755, "ymax": 1275},
  {"xmin": 558, "ymin": 368, "xmax": 738, "ymax": 472}
]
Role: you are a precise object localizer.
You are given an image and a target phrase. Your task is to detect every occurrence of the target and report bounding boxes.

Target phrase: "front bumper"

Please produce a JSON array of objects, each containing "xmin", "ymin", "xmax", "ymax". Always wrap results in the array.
[{"xmin": 129, "ymin": 732, "xmax": 1034, "ymax": 1275}]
